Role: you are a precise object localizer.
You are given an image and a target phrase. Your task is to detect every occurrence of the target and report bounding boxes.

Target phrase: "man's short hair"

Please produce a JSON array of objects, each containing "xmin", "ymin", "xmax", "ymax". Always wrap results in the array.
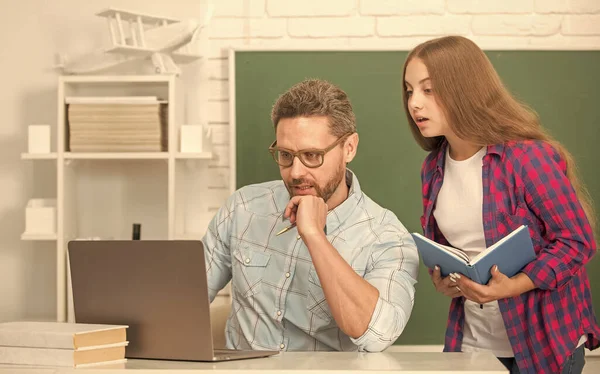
[{"xmin": 271, "ymin": 79, "xmax": 356, "ymax": 137}]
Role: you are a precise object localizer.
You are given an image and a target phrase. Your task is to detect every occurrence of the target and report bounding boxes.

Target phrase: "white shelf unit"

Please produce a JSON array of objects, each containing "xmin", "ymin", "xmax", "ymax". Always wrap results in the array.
[
  {"xmin": 63, "ymin": 152, "xmax": 169, "ymax": 160},
  {"xmin": 21, "ymin": 233, "xmax": 58, "ymax": 241},
  {"xmin": 21, "ymin": 153, "xmax": 58, "ymax": 160},
  {"xmin": 23, "ymin": 74, "xmax": 222, "ymax": 322}
]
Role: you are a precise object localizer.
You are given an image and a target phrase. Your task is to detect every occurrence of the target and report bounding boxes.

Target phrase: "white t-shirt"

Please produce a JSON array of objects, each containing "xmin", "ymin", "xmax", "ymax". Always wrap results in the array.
[{"xmin": 434, "ymin": 146, "xmax": 514, "ymax": 357}]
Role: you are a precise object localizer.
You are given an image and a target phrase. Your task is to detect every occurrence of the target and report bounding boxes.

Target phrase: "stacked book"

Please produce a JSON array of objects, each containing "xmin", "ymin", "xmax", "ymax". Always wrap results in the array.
[
  {"xmin": 66, "ymin": 96, "xmax": 167, "ymax": 152},
  {"xmin": 0, "ymin": 321, "xmax": 128, "ymax": 368}
]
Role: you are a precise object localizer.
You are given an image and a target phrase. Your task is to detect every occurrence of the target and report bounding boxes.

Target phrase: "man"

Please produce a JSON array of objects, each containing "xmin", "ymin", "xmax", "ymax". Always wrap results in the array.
[{"xmin": 202, "ymin": 79, "xmax": 419, "ymax": 352}]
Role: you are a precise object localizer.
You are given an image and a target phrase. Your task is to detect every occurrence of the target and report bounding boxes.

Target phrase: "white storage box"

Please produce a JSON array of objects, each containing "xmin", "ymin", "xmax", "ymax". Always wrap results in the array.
[
  {"xmin": 28, "ymin": 125, "xmax": 51, "ymax": 154},
  {"xmin": 180, "ymin": 125, "xmax": 211, "ymax": 153},
  {"xmin": 25, "ymin": 199, "xmax": 57, "ymax": 234}
]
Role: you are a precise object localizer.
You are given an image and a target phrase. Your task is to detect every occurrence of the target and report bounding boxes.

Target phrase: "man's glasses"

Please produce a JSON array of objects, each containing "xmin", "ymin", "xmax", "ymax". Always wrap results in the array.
[{"xmin": 268, "ymin": 133, "xmax": 353, "ymax": 168}]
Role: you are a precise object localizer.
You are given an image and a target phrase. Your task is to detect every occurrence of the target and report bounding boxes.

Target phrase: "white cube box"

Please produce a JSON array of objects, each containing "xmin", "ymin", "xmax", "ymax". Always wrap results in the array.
[
  {"xmin": 28, "ymin": 125, "xmax": 51, "ymax": 154},
  {"xmin": 180, "ymin": 125, "xmax": 205, "ymax": 153},
  {"xmin": 25, "ymin": 199, "xmax": 57, "ymax": 234}
]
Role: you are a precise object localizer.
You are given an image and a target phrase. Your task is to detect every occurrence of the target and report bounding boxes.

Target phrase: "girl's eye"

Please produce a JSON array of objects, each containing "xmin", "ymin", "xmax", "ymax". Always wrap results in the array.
[
  {"xmin": 406, "ymin": 90, "xmax": 413, "ymax": 96},
  {"xmin": 424, "ymin": 88, "xmax": 433, "ymax": 94}
]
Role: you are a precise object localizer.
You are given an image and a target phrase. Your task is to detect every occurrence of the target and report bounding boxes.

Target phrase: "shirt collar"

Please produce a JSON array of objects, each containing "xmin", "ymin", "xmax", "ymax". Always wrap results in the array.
[
  {"xmin": 435, "ymin": 140, "xmax": 449, "ymax": 171},
  {"xmin": 435, "ymin": 139, "xmax": 504, "ymax": 171},
  {"xmin": 486, "ymin": 142, "xmax": 504, "ymax": 156},
  {"xmin": 325, "ymin": 169, "xmax": 362, "ymax": 234}
]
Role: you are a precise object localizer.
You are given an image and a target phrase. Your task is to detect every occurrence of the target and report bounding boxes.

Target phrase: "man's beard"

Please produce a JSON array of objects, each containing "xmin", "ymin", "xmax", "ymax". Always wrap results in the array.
[{"xmin": 285, "ymin": 163, "xmax": 345, "ymax": 203}]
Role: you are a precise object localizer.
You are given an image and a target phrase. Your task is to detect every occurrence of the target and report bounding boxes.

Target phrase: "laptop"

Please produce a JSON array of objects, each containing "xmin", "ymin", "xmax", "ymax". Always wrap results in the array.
[{"xmin": 68, "ymin": 240, "xmax": 279, "ymax": 362}]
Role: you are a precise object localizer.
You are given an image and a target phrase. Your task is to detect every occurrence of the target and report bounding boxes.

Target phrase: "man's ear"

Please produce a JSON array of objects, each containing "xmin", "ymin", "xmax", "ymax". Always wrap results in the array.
[{"xmin": 344, "ymin": 133, "xmax": 359, "ymax": 163}]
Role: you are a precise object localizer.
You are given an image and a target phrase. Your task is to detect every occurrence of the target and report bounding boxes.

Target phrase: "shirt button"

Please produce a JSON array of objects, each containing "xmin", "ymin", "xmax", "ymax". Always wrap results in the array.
[
  {"xmin": 277, "ymin": 310, "xmax": 282, "ymax": 316},
  {"xmin": 296, "ymin": 235, "xmax": 301, "ymax": 240},
  {"xmin": 285, "ymin": 272, "xmax": 290, "ymax": 278},
  {"xmin": 280, "ymin": 344, "xmax": 285, "ymax": 349},
  {"xmin": 245, "ymin": 258, "xmax": 250, "ymax": 264}
]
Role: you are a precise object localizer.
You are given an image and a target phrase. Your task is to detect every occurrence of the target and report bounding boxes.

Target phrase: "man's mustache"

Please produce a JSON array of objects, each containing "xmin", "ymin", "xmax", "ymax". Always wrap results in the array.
[{"xmin": 289, "ymin": 179, "xmax": 313, "ymax": 186}]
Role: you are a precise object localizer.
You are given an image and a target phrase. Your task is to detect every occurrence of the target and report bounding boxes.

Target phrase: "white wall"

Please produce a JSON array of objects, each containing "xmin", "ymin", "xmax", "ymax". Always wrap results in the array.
[
  {"xmin": 1, "ymin": 0, "xmax": 599, "ymax": 322},
  {"xmin": 0, "ymin": 0, "xmax": 208, "ymax": 322}
]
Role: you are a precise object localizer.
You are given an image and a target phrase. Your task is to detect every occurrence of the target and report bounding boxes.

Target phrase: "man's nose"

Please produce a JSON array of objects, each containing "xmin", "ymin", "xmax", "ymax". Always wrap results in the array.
[{"xmin": 289, "ymin": 156, "xmax": 307, "ymax": 179}]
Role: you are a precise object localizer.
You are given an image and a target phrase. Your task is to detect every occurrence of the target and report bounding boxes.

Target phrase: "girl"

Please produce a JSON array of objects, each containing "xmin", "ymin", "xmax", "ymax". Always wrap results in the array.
[{"xmin": 403, "ymin": 35, "xmax": 600, "ymax": 373}]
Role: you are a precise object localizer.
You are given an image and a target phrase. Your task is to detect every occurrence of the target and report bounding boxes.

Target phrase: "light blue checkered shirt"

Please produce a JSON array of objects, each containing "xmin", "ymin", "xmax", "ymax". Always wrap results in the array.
[{"xmin": 202, "ymin": 170, "xmax": 419, "ymax": 352}]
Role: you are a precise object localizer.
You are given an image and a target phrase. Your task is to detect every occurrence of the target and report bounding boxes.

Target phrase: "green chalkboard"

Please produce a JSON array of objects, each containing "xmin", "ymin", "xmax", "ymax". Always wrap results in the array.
[{"xmin": 233, "ymin": 50, "xmax": 600, "ymax": 345}]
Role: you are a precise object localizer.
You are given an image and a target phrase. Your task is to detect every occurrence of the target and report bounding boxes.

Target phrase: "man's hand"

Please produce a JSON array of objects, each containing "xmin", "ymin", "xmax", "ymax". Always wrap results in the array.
[
  {"xmin": 284, "ymin": 195, "xmax": 327, "ymax": 238},
  {"xmin": 431, "ymin": 266, "xmax": 463, "ymax": 298},
  {"xmin": 449, "ymin": 265, "xmax": 535, "ymax": 304}
]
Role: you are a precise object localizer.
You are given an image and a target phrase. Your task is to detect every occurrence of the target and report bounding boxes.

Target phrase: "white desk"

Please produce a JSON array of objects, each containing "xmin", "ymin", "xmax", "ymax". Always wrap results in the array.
[{"xmin": 0, "ymin": 352, "xmax": 507, "ymax": 373}]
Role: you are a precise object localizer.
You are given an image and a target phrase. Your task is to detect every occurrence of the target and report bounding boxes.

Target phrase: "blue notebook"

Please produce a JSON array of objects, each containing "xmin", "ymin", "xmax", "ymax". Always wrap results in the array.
[{"xmin": 411, "ymin": 225, "xmax": 536, "ymax": 285}]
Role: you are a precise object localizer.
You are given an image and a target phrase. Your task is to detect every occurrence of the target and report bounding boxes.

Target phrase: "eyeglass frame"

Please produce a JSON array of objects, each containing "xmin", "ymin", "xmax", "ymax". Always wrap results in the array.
[{"xmin": 268, "ymin": 132, "xmax": 354, "ymax": 168}]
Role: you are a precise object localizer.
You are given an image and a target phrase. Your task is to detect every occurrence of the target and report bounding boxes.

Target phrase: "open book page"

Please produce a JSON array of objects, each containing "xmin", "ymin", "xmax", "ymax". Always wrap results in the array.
[
  {"xmin": 439, "ymin": 243, "xmax": 470, "ymax": 263},
  {"xmin": 470, "ymin": 225, "xmax": 527, "ymax": 265},
  {"xmin": 412, "ymin": 233, "xmax": 470, "ymax": 263}
]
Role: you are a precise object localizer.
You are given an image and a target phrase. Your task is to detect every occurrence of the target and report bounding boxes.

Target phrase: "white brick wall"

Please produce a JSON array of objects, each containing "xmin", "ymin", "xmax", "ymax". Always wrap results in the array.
[
  {"xmin": 213, "ymin": 0, "xmax": 266, "ymax": 18},
  {"xmin": 535, "ymin": 0, "xmax": 571, "ymax": 14},
  {"xmin": 569, "ymin": 0, "xmax": 600, "ymax": 14},
  {"xmin": 288, "ymin": 17, "xmax": 375, "ymax": 38},
  {"xmin": 210, "ymin": 18, "xmax": 286, "ymax": 38},
  {"xmin": 208, "ymin": 101, "xmax": 229, "ymax": 124},
  {"xmin": 378, "ymin": 16, "xmax": 471, "ymax": 36},
  {"xmin": 472, "ymin": 15, "xmax": 563, "ymax": 36},
  {"xmin": 209, "ymin": 125, "xmax": 230, "ymax": 146},
  {"xmin": 534, "ymin": 0, "xmax": 600, "ymax": 14},
  {"xmin": 447, "ymin": 0, "xmax": 534, "ymax": 14},
  {"xmin": 360, "ymin": 0, "xmax": 445, "ymax": 15},
  {"xmin": 209, "ymin": 80, "xmax": 229, "ymax": 100},
  {"xmin": 207, "ymin": 59, "xmax": 228, "ymax": 80},
  {"xmin": 563, "ymin": 15, "xmax": 600, "ymax": 35},
  {"xmin": 205, "ymin": 0, "xmax": 600, "ymax": 192},
  {"xmin": 267, "ymin": 0, "xmax": 356, "ymax": 17}
]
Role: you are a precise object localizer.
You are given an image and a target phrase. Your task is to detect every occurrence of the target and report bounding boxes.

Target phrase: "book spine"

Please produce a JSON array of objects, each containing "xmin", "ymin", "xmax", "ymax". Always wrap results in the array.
[
  {"xmin": 0, "ymin": 330, "xmax": 72, "ymax": 349},
  {"xmin": 465, "ymin": 266, "xmax": 482, "ymax": 285},
  {"xmin": 76, "ymin": 358, "xmax": 127, "ymax": 368}
]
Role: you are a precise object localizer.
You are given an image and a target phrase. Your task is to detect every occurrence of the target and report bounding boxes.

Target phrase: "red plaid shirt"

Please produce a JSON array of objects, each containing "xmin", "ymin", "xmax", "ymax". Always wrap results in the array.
[{"xmin": 420, "ymin": 140, "xmax": 600, "ymax": 373}]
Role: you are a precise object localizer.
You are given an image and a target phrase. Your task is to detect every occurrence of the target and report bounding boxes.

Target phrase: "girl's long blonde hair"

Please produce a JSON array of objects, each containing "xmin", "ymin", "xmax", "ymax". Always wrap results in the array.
[{"xmin": 402, "ymin": 35, "xmax": 596, "ymax": 230}]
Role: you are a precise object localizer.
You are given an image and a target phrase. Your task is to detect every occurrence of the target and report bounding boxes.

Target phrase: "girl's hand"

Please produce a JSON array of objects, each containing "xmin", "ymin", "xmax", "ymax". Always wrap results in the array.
[
  {"xmin": 431, "ymin": 266, "xmax": 463, "ymax": 298},
  {"xmin": 449, "ymin": 265, "xmax": 520, "ymax": 304}
]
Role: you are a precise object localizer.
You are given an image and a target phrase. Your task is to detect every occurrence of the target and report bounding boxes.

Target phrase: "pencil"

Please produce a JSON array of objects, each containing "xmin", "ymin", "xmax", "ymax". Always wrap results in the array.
[{"xmin": 276, "ymin": 224, "xmax": 296, "ymax": 236}]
